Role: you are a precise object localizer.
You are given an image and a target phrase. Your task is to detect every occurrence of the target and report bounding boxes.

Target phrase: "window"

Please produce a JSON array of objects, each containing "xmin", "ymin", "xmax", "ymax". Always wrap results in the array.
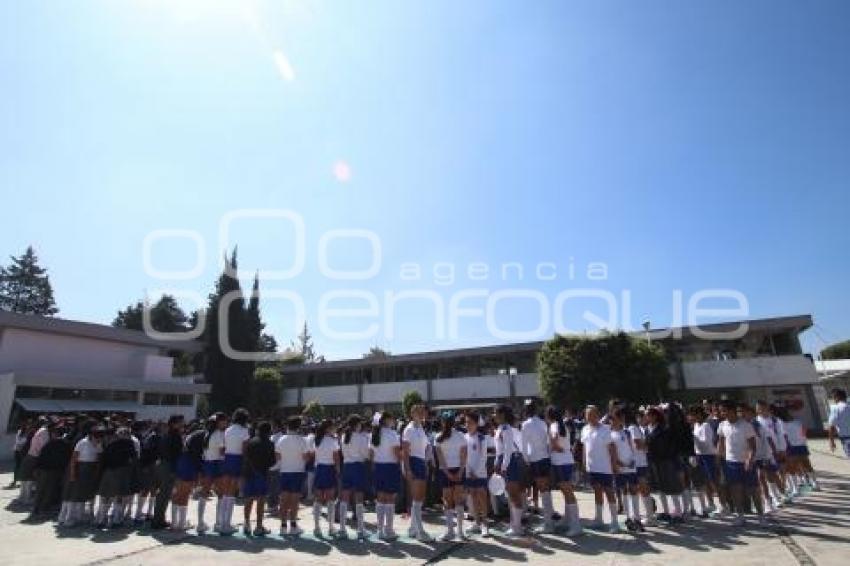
[
  {"xmin": 113, "ymin": 390, "xmax": 138, "ymax": 402},
  {"xmin": 15, "ymin": 386, "xmax": 50, "ymax": 399},
  {"xmin": 143, "ymin": 393, "xmax": 161, "ymax": 405},
  {"xmin": 177, "ymin": 395, "xmax": 193, "ymax": 406}
]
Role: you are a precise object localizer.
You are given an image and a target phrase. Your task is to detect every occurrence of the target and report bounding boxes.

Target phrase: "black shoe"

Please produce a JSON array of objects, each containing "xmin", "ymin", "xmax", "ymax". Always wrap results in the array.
[
  {"xmin": 657, "ymin": 513, "xmax": 672, "ymax": 522},
  {"xmin": 149, "ymin": 520, "xmax": 170, "ymax": 530},
  {"xmin": 625, "ymin": 518, "xmax": 637, "ymax": 532}
]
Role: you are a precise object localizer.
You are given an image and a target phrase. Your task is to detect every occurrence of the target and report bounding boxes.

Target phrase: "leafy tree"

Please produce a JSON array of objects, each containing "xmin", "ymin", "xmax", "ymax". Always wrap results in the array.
[
  {"xmin": 0, "ymin": 246, "xmax": 59, "ymax": 316},
  {"xmin": 363, "ymin": 346, "xmax": 391, "ymax": 360},
  {"xmin": 251, "ymin": 366, "xmax": 283, "ymax": 417},
  {"xmin": 402, "ymin": 390, "xmax": 424, "ymax": 418},
  {"xmin": 538, "ymin": 331, "xmax": 669, "ymax": 409},
  {"xmin": 821, "ymin": 340, "xmax": 850, "ymax": 360},
  {"xmin": 113, "ymin": 294, "xmax": 195, "ymax": 375},
  {"xmin": 113, "ymin": 294, "xmax": 189, "ymax": 332},
  {"xmin": 302, "ymin": 399, "xmax": 325, "ymax": 420}
]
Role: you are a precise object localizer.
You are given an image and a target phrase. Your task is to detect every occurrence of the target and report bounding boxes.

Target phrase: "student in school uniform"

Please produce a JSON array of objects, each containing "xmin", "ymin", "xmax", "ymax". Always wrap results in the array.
[
  {"xmin": 780, "ymin": 407, "xmax": 819, "ymax": 492},
  {"xmin": 242, "ymin": 421, "xmax": 276, "ymax": 536},
  {"xmin": 340, "ymin": 414, "xmax": 371, "ymax": 539},
  {"xmin": 543, "ymin": 406, "xmax": 581, "ymax": 536},
  {"xmin": 197, "ymin": 414, "xmax": 226, "ymax": 534},
  {"xmin": 750, "ymin": 403, "xmax": 784, "ymax": 512},
  {"xmin": 521, "ymin": 400, "xmax": 555, "ymax": 533},
  {"xmin": 67, "ymin": 422, "xmax": 103, "ymax": 527},
  {"xmin": 18, "ymin": 416, "xmax": 50, "ymax": 505},
  {"xmin": 463, "ymin": 412, "xmax": 491, "ymax": 537},
  {"xmin": 267, "ymin": 419, "xmax": 284, "ymax": 515},
  {"xmin": 276, "ymin": 416, "xmax": 309, "ymax": 537},
  {"xmin": 581, "ymin": 405, "xmax": 620, "ymax": 533},
  {"xmin": 628, "ymin": 408, "xmax": 656, "ymax": 525},
  {"xmin": 688, "ymin": 404, "xmax": 719, "ymax": 516},
  {"xmin": 97, "ymin": 427, "xmax": 138, "ymax": 529},
  {"xmin": 402, "ymin": 404, "xmax": 434, "ymax": 541},
  {"xmin": 30, "ymin": 422, "xmax": 70, "ymax": 519},
  {"xmin": 493, "ymin": 404, "xmax": 525, "ymax": 537},
  {"xmin": 371, "ymin": 411, "xmax": 402, "ymax": 541},
  {"xmin": 610, "ymin": 409, "xmax": 642, "ymax": 532},
  {"xmin": 171, "ymin": 422, "xmax": 204, "ymax": 531},
  {"xmin": 133, "ymin": 422, "xmax": 157, "ymax": 522},
  {"xmin": 311, "ymin": 419, "xmax": 341, "ymax": 538},
  {"xmin": 435, "ymin": 414, "xmax": 468, "ymax": 541},
  {"xmin": 717, "ymin": 401, "xmax": 763, "ymax": 527},
  {"xmin": 220, "ymin": 408, "xmax": 251, "ymax": 534},
  {"xmin": 828, "ymin": 388, "xmax": 850, "ymax": 458}
]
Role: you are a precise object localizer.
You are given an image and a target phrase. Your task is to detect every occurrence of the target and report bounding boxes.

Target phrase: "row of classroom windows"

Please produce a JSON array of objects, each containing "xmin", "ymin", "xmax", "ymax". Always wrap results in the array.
[
  {"xmin": 15, "ymin": 386, "xmax": 194, "ymax": 406},
  {"xmin": 284, "ymin": 354, "xmax": 539, "ymax": 388}
]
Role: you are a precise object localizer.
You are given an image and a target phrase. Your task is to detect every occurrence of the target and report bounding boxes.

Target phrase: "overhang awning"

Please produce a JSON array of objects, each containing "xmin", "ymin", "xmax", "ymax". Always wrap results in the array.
[{"xmin": 15, "ymin": 398, "xmax": 143, "ymax": 413}]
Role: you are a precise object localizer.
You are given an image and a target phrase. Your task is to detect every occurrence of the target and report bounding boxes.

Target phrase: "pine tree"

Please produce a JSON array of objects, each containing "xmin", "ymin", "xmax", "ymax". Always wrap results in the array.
[{"xmin": 0, "ymin": 246, "xmax": 59, "ymax": 316}]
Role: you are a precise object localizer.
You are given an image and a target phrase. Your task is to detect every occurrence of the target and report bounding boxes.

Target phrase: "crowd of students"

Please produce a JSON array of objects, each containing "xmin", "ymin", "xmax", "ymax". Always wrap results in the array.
[{"xmin": 9, "ymin": 389, "xmax": 844, "ymax": 543}]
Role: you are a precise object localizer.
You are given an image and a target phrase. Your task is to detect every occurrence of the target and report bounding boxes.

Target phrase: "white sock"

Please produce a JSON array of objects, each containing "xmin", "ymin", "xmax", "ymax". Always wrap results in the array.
[
  {"xmin": 177, "ymin": 506, "xmax": 186, "ymax": 529},
  {"xmin": 671, "ymin": 494, "xmax": 682, "ymax": 516},
  {"xmin": 19, "ymin": 481, "xmax": 30, "ymax": 501},
  {"xmin": 214, "ymin": 498, "xmax": 223, "ymax": 527},
  {"xmin": 455, "ymin": 505, "xmax": 465, "ymax": 535},
  {"xmin": 376, "ymin": 503, "xmax": 386, "ymax": 534},
  {"xmin": 312, "ymin": 501, "xmax": 322, "ymax": 529},
  {"xmin": 326, "ymin": 500, "xmax": 336, "ymax": 530},
  {"xmin": 385, "ymin": 503, "xmax": 395, "ymax": 533},
  {"xmin": 197, "ymin": 498, "xmax": 206, "ymax": 525},
  {"xmin": 338, "ymin": 501, "xmax": 348, "ymax": 531},
  {"xmin": 145, "ymin": 495, "xmax": 155, "ymax": 517},
  {"xmin": 683, "ymin": 489, "xmax": 693, "ymax": 513},
  {"xmin": 411, "ymin": 501, "xmax": 423, "ymax": 532},
  {"xmin": 509, "ymin": 504, "xmax": 520, "ymax": 530},
  {"xmin": 660, "ymin": 496, "xmax": 670, "ymax": 514},
  {"xmin": 223, "ymin": 496, "xmax": 235, "ymax": 528},
  {"xmin": 698, "ymin": 492, "xmax": 707, "ymax": 513},
  {"xmin": 541, "ymin": 491, "xmax": 554, "ymax": 523},
  {"xmin": 355, "ymin": 503, "xmax": 365, "ymax": 532},
  {"xmin": 642, "ymin": 496, "xmax": 655, "ymax": 518},
  {"xmin": 608, "ymin": 502, "xmax": 618, "ymax": 525},
  {"xmin": 567, "ymin": 503, "xmax": 580, "ymax": 527},
  {"xmin": 170, "ymin": 503, "xmax": 178, "ymax": 526},
  {"xmin": 58, "ymin": 502, "xmax": 69, "ymax": 524},
  {"xmin": 110, "ymin": 501, "xmax": 122, "ymax": 524},
  {"xmin": 595, "ymin": 504, "xmax": 604, "ymax": 523},
  {"xmin": 630, "ymin": 495, "xmax": 641, "ymax": 520},
  {"xmin": 445, "ymin": 509, "xmax": 455, "ymax": 532}
]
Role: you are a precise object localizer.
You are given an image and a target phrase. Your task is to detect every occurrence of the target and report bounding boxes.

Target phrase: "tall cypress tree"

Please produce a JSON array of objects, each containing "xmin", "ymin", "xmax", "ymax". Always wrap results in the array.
[
  {"xmin": 0, "ymin": 246, "xmax": 59, "ymax": 316},
  {"xmin": 203, "ymin": 248, "xmax": 256, "ymax": 414}
]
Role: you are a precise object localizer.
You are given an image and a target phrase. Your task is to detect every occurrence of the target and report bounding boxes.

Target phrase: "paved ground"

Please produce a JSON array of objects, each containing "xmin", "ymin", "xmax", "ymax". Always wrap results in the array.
[{"xmin": 2, "ymin": 440, "xmax": 848, "ymax": 566}]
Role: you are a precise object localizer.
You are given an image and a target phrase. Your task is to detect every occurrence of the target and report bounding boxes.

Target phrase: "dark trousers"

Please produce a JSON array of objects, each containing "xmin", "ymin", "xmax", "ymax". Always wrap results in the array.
[
  {"xmin": 153, "ymin": 461, "xmax": 175, "ymax": 523},
  {"xmin": 34, "ymin": 469, "xmax": 63, "ymax": 514}
]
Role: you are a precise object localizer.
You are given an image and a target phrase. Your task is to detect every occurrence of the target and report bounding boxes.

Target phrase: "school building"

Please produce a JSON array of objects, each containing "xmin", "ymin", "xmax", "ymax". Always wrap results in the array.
[
  {"xmin": 280, "ymin": 314, "xmax": 826, "ymax": 430},
  {"xmin": 0, "ymin": 310, "xmax": 210, "ymax": 460}
]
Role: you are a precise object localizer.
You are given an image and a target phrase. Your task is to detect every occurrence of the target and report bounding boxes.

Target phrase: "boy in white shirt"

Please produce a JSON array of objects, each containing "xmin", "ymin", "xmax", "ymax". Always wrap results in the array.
[
  {"xmin": 276, "ymin": 417, "xmax": 309, "ymax": 536},
  {"xmin": 717, "ymin": 401, "xmax": 761, "ymax": 526}
]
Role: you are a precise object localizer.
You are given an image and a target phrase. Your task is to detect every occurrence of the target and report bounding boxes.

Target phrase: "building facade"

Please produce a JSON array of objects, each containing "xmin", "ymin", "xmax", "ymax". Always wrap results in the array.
[
  {"xmin": 0, "ymin": 311, "xmax": 209, "ymax": 459},
  {"xmin": 281, "ymin": 314, "xmax": 825, "ymax": 429}
]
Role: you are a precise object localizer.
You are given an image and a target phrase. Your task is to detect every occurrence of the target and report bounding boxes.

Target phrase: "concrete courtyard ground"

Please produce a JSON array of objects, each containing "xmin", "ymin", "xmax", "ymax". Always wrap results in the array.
[{"xmin": 1, "ymin": 439, "xmax": 847, "ymax": 566}]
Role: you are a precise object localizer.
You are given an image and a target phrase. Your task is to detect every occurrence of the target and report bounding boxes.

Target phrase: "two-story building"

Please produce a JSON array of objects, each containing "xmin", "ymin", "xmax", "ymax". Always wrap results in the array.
[
  {"xmin": 0, "ymin": 310, "xmax": 209, "ymax": 459},
  {"xmin": 281, "ymin": 314, "xmax": 825, "ymax": 430}
]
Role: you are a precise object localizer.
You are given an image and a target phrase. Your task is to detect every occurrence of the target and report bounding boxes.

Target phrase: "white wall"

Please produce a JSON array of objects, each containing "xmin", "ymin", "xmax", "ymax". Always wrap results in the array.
[
  {"xmin": 362, "ymin": 380, "xmax": 428, "ymax": 405},
  {"xmin": 682, "ymin": 355, "xmax": 818, "ymax": 389},
  {"xmin": 514, "ymin": 373, "xmax": 541, "ymax": 397},
  {"xmin": 301, "ymin": 384, "xmax": 359, "ymax": 406},
  {"xmin": 432, "ymin": 375, "xmax": 510, "ymax": 401},
  {"xmin": 0, "ymin": 328, "xmax": 161, "ymax": 380}
]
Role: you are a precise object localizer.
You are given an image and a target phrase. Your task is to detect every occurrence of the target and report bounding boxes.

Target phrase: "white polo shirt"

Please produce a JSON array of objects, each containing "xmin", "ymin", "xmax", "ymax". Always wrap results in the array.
[
  {"xmin": 549, "ymin": 422, "xmax": 574, "ymax": 466},
  {"xmin": 402, "ymin": 422, "xmax": 429, "ymax": 460},
  {"xmin": 341, "ymin": 431, "xmax": 370, "ymax": 463},
  {"xmin": 465, "ymin": 432, "xmax": 488, "ymax": 478},
  {"xmin": 372, "ymin": 427, "xmax": 401, "ymax": 464},
  {"xmin": 224, "ymin": 424, "xmax": 250, "ymax": 455},
  {"xmin": 203, "ymin": 429, "xmax": 225, "ymax": 461},
  {"xmin": 521, "ymin": 416, "xmax": 550, "ymax": 463},
  {"xmin": 580, "ymin": 423, "xmax": 614, "ymax": 474},
  {"xmin": 437, "ymin": 430, "xmax": 466, "ymax": 469},
  {"xmin": 717, "ymin": 419, "xmax": 756, "ymax": 462},
  {"xmin": 276, "ymin": 433, "xmax": 307, "ymax": 473},
  {"xmin": 314, "ymin": 435, "xmax": 339, "ymax": 465}
]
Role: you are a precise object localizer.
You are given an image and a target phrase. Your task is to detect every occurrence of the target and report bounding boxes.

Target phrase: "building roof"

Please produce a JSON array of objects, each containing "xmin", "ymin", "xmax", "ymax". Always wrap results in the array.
[
  {"xmin": 283, "ymin": 314, "xmax": 813, "ymax": 373},
  {"xmin": 0, "ymin": 310, "xmax": 203, "ymax": 353}
]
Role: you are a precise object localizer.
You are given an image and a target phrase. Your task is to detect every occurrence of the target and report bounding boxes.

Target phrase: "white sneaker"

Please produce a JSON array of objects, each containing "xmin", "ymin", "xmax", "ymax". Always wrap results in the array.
[
  {"xmin": 481, "ymin": 524, "xmax": 491, "ymax": 537},
  {"xmin": 440, "ymin": 530, "xmax": 456, "ymax": 542},
  {"xmin": 408, "ymin": 526, "xmax": 418, "ymax": 538}
]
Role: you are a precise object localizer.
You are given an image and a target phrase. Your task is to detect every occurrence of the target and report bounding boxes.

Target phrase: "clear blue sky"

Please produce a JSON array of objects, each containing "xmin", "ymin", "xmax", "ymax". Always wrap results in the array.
[{"xmin": 2, "ymin": 0, "xmax": 848, "ymax": 360}]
